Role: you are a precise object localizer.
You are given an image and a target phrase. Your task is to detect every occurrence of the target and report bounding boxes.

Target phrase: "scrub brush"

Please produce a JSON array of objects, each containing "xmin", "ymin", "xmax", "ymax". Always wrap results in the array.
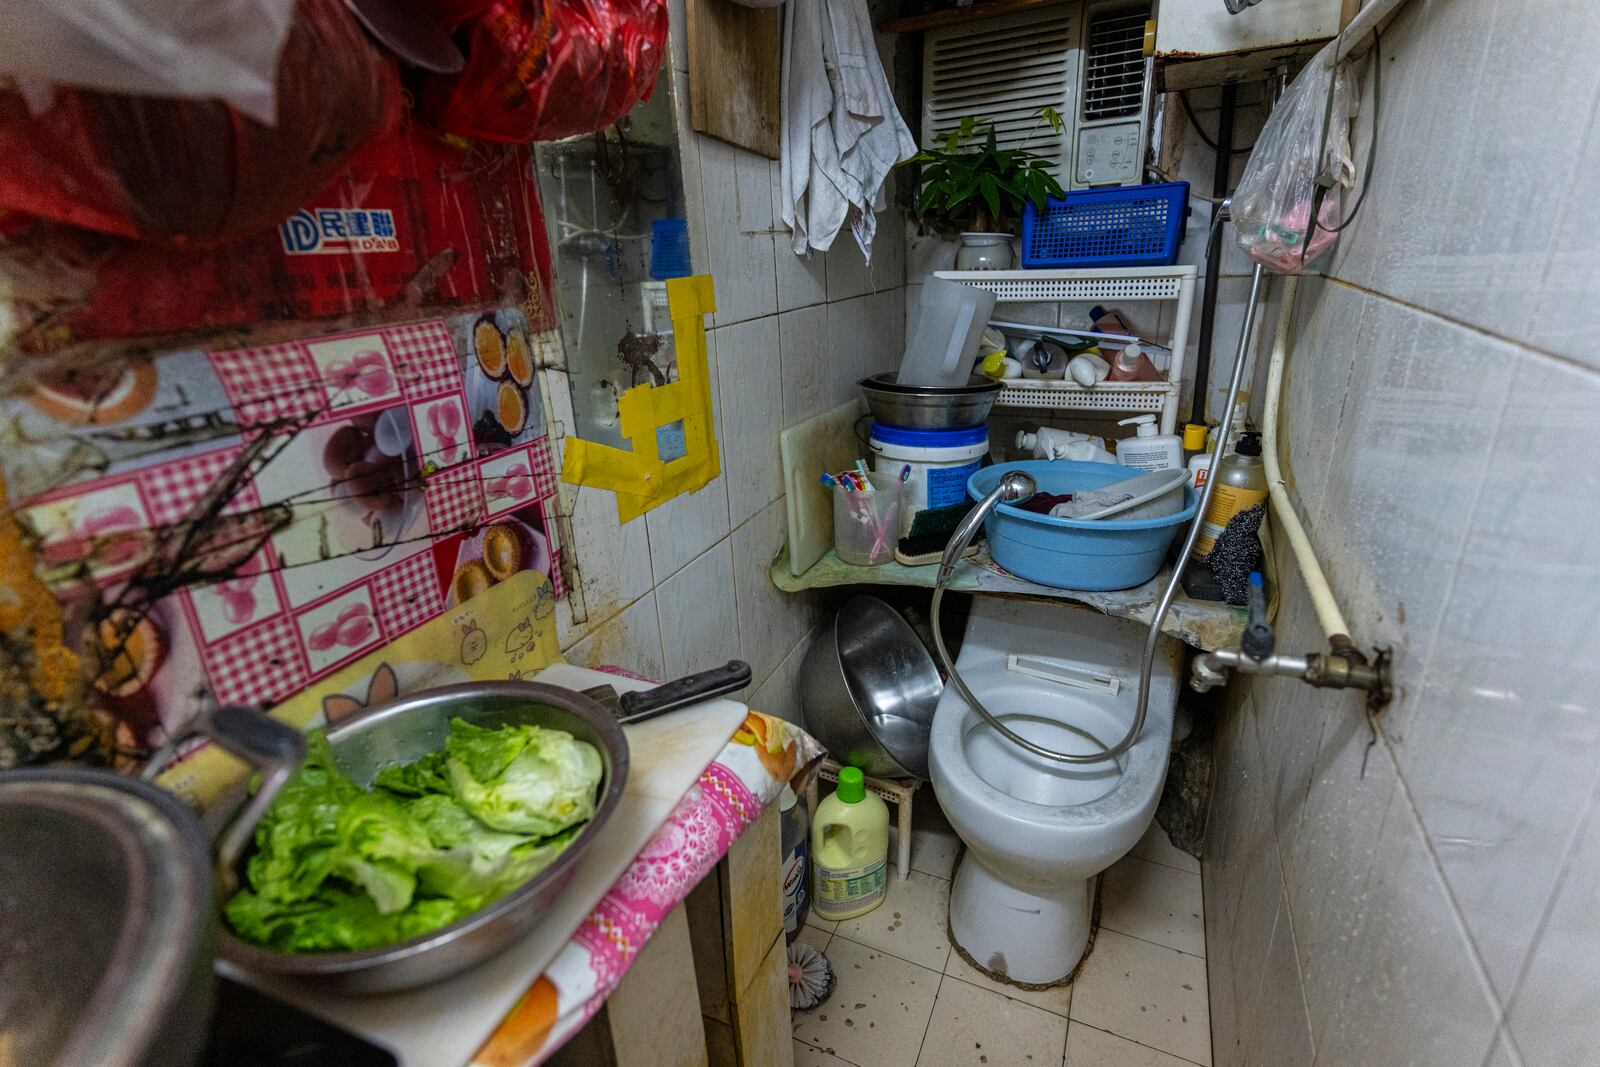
[{"xmin": 787, "ymin": 941, "xmax": 834, "ymax": 1010}]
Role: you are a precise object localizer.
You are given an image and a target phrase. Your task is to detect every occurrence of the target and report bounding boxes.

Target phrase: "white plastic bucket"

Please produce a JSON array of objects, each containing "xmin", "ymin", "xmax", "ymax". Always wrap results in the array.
[{"xmin": 869, "ymin": 421, "xmax": 988, "ymax": 531}]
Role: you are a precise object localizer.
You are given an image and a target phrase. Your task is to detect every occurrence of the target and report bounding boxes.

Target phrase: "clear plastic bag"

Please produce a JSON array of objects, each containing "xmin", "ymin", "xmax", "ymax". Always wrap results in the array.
[
  {"xmin": 0, "ymin": 0, "xmax": 297, "ymax": 124},
  {"xmin": 1232, "ymin": 41, "xmax": 1357, "ymax": 274}
]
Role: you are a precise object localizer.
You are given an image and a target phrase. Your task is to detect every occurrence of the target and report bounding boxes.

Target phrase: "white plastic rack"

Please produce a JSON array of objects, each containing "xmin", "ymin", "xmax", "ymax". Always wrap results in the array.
[{"xmin": 934, "ymin": 265, "xmax": 1198, "ymax": 434}]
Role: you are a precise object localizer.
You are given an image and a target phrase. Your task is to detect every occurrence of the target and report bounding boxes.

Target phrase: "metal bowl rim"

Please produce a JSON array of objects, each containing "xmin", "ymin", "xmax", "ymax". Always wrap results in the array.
[
  {"xmin": 214, "ymin": 679, "xmax": 629, "ymax": 977},
  {"xmin": 859, "ymin": 372, "xmax": 1002, "ymax": 397}
]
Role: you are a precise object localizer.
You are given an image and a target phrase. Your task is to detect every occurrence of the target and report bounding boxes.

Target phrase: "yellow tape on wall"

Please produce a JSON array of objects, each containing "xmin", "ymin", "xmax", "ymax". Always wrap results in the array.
[{"xmin": 559, "ymin": 276, "xmax": 722, "ymax": 521}]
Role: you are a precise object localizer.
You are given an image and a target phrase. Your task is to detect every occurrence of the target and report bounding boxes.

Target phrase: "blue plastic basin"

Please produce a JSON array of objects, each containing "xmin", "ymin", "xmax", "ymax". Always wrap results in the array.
[{"xmin": 967, "ymin": 461, "xmax": 1199, "ymax": 591}]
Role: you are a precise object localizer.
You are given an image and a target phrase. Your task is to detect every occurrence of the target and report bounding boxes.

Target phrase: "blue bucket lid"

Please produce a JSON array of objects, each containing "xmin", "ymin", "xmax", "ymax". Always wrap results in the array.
[{"xmin": 869, "ymin": 421, "xmax": 988, "ymax": 448}]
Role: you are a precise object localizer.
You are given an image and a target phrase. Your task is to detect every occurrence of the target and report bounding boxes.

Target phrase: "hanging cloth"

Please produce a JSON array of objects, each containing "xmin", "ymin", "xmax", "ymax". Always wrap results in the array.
[{"xmin": 779, "ymin": 0, "xmax": 915, "ymax": 260}]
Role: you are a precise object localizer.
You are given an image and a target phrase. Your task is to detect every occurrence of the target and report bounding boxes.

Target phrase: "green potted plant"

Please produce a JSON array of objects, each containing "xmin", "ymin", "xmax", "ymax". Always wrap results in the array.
[{"xmin": 904, "ymin": 110, "xmax": 1066, "ymax": 269}]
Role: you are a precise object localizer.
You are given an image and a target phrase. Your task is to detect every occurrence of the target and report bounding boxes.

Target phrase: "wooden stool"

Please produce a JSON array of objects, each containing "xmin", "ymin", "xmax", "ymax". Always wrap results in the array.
[{"xmin": 805, "ymin": 759, "xmax": 919, "ymax": 880}]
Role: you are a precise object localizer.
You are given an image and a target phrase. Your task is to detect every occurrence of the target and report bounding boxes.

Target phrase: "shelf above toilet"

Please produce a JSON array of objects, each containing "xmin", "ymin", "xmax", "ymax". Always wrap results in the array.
[{"xmin": 770, "ymin": 541, "xmax": 1245, "ymax": 654}]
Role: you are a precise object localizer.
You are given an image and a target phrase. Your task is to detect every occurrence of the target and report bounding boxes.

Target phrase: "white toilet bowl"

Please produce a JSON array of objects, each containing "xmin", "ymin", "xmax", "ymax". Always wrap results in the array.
[{"xmin": 929, "ymin": 598, "xmax": 1180, "ymax": 986}]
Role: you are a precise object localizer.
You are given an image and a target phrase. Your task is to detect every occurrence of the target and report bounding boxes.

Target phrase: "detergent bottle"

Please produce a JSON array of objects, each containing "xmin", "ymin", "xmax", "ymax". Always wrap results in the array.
[{"xmin": 811, "ymin": 767, "xmax": 889, "ymax": 920}]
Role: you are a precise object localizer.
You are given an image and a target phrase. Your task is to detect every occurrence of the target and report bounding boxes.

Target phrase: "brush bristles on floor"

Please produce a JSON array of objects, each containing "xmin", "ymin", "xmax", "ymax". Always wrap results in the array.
[{"xmin": 787, "ymin": 941, "xmax": 834, "ymax": 1010}]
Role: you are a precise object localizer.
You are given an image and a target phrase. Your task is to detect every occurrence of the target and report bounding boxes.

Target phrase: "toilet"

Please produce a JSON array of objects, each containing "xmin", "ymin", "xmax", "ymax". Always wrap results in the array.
[{"xmin": 929, "ymin": 598, "xmax": 1180, "ymax": 986}]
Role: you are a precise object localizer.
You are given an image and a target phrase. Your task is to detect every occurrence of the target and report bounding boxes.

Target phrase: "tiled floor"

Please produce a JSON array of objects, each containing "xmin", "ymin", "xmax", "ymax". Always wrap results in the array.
[{"xmin": 792, "ymin": 808, "xmax": 1210, "ymax": 1067}]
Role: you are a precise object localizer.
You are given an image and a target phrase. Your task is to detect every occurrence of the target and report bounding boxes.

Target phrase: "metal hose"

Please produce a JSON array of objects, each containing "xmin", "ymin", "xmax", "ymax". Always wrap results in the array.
[{"xmin": 929, "ymin": 263, "xmax": 1270, "ymax": 765}]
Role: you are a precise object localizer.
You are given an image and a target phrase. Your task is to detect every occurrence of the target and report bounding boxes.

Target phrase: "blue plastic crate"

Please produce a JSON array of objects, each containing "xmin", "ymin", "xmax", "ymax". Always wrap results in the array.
[
  {"xmin": 650, "ymin": 217, "xmax": 692, "ymax": 279},
  {"xmin": 1020, "ymin": 181, "xmax": 1189, "ymax": 269}
]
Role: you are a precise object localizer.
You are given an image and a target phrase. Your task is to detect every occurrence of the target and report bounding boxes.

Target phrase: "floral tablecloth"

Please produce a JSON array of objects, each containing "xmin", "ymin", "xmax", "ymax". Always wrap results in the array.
[{"xmin": 471, "ymin": 693, "xmax": 821, "ymax": 1067}]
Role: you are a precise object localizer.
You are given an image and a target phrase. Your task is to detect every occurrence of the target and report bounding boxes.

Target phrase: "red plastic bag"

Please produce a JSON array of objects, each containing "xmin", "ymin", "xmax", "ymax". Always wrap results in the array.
[
  {"xmin": 0, "ymin": 0, "xmax": 402, "ymax": 245},
  {"xmin": 417, "ymin": 0, "xmax": 668, "ymax": 144}
]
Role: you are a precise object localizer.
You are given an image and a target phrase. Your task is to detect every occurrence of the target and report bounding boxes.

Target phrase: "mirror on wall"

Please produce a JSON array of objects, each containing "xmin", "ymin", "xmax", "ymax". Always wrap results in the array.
[{"xmin": 534, "ymin": 67, "xmax": 693, "ymax": 452}]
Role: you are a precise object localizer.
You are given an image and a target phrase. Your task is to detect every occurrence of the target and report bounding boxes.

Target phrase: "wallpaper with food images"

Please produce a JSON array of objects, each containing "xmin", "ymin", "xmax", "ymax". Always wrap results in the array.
[{"xmin": 0, "ymin": 308, "xmax": 566, "ymax": 766}]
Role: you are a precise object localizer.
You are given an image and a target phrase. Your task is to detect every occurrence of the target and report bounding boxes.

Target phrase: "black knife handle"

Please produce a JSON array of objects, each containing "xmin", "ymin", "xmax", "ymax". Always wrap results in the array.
[{"xmin": 618, "ymin": 660, "xmax": 752, "ymax": 724}]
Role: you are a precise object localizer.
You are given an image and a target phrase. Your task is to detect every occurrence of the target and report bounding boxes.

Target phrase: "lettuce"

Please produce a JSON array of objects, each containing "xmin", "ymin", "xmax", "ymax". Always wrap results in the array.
[
  {"xmin": 225, "ymin": 718, "xmax": 603, "ymax": 953},
  {"xmin": 444, "ymin": 719, "xmax": 603, "ymax": 837}
]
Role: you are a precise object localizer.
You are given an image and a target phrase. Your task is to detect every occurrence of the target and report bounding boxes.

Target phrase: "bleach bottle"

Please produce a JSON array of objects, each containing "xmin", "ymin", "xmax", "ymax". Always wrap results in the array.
[{"xmin": 811, "ymin": 767, "xmax": 889, "ymax": 921}]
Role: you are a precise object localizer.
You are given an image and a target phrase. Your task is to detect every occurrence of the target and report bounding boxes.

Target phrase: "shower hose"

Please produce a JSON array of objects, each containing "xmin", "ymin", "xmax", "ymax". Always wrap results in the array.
[{"xmin": 928, "ymin": 262, "xmax": 1269, "ymax": 766}]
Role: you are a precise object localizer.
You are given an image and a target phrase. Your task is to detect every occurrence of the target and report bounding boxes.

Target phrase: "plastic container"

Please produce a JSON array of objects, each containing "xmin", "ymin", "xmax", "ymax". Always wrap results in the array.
[
  {"xmin": 811, "ymin": 767, "xmax": 889, "ymax": 921},
  {"xmin": 968, "ymin": 461, "xmax": 1199, "ymax": 591},
  {"xmin": 1020, "ymin": 182, "xmax": 1190, "ymax": 269},
  {"xmin": 1116, "ymin": 415, "xmax": 1182, "ymax": 471},
  {"xmin": 779, "ymin": 785, "xmax": 810, "ymax": 942},
  {"xmin": 869, "ymin": 421, "xmax": 988, "ymax": 523},
  {"xmin": 832, "ymin": 472, "xmax": 902, "ymax": 566},
  {"xmin": 896, "ymin": 275, "xmax": 997, "ymax": 388},
  {"xmin": 649, "ymin": 218, "xmax": 692, "ymax": 279},
  {"xmin": 1106, "ymin": 342, "xmax": 1162, "ymax": 383},
  {"xmin": 1193, "ymin": 431, "xmax": 1268, "ymax": 558}
]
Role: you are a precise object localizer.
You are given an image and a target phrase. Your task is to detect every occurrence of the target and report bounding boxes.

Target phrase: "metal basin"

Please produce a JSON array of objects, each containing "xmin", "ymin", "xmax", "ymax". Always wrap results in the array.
[
  {"xmin": 800, "ymin": 595, "xmax": 943, "ymax": 779},
  {"xmin": 212, "ymin": 681, "xmax": 628, "ymax": 995},
  {"xmin": 0, "ymin": 769, "xmax": 215, "ymax": 1067},
  {"xmin": 859, "ymin": 372, "xmax": 1001, "ymax": 430}
]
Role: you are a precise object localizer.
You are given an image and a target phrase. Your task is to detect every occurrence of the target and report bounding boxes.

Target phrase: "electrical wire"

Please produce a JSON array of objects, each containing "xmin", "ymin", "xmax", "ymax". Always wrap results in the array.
[
  {"xmin": 1320, "ymin": 28, "xmax": 1382, "ymax": 233},
  {"xmin": 1179, "ymin": 91, "xmax": 1251, "ymax": 155}
]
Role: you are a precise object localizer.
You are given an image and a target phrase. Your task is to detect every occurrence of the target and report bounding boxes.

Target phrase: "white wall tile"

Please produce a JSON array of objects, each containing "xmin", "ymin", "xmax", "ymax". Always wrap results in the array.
[
  {"xmin": 653, "ymin": 537, "xmax": 739, "ymax": 679},
  {"xmin": 715, "ymin": 315, "xmax": 783, "ymax": 527},
  {"xmin": 1503, "ymin": 778, "xmax": 1600, "ymax": 1067},
  {"xmin": 1391, "ymin": 353, "xmax": 1600, "ymax": 998},
  {"xmin": 747, "ymin": 619, "xmax": 823, "ymax": 724},
  {"xmin": 779, "ymin": 304, "xmax": 831, "ymax": 429},
  {"xmin": 1239, "ymin": 896, "xmax": 1314, "ymax": 1067},
  {"xmin": 555, "ymin": 482, "xmax": 656, "ymax": 651},
  {"xmin": 698, "ymin": 137, "xmax": 778, "ymax": 327},
  {"xmin": 824, "ymin": 237, "xmax": 873, "ymax": 302},
  {"xmin": 565, "ymin": 591, "xmax": 667, "ymax": 682},
  {"xmin": 731, "ymin": 497, "xmax": 818, "ymax": 687},
  {"xmin": 770, "ymin": 161, "xmax": 830, "ymax": 312}
]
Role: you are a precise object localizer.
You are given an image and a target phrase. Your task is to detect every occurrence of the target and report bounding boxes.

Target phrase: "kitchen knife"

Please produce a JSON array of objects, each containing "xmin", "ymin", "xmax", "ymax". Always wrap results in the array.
[{"xmin": 582, "ymin": 660, "xmax": 752, "ymax": 725}]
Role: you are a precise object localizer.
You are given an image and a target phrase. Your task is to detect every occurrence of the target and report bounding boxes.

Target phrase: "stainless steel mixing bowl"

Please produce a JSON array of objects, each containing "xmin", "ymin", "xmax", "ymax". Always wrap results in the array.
[
  {"xmin": 0, "ymin": 768, "xmax": 215, "ymax": 1067},
  {"xmin": 858, "ymin": 373, "xmax": 1001, "ymax": 430},
  {"xmin": 210, "ymin": 681, "xmax": 629, "ymax": 994},
  {"xmin": 800, "ymin": 595, "xmax": 943, "ymax": 779}
]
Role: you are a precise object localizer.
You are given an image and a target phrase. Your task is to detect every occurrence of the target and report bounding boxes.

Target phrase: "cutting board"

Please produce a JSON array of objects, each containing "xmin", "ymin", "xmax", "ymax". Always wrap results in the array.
[
  {"xmin": 781, "ymin": 398, "xmax": 868, "ymax": 576},
  {"xmin": 237, "ymin": 663, "xmax": 749, "ymax": 1066},
  {"xmin": 686, "ymin": 0, "xmax": 781, "ymax": 158}
]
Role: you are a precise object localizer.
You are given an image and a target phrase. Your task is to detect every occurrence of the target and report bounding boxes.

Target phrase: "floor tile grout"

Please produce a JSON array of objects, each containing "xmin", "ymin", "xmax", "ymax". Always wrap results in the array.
[
  {"xmin": 1128, "ymin": 852, "xmax": 1204, "ymax": 877},
  {"xmin": 1065, "ymin": 1020, "xmax": 1211, "ymax": 1067},
  {"xmin": 938, "ymin": 969, "xmax": 1074, "ymax": 1021},
  {"xmin": 1094, "ymin": 923, "xmax": 1208, "ymax": 962},
  {"xmin": 824, "ymin": 928, "xmax": 950, "ymax": 976},
  {"xmin": 910, "ymin": 971, "xmax": 946, "ymax": 1067}
]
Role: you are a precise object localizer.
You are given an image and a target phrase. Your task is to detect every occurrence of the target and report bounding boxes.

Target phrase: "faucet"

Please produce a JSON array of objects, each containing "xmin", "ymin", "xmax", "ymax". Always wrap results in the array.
[{"xmin": 1190, "ymin": 573, "xmax": 1393, "ymax": 710}]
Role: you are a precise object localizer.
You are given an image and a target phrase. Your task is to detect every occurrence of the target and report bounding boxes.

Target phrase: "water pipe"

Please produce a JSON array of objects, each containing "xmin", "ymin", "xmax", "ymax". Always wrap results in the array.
[{"xmin": 1261, "ymin": 275, "xmax": 1350, "ymax": 644}]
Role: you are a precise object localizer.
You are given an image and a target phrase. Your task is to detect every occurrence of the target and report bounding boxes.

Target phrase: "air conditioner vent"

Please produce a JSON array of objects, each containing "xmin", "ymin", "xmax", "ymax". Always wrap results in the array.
[
  {"xmin": 923, "ymin": 6, "xmax": 1079, "ymax": 171},
  {"xmin": 1082, "ymin": 6, "xmax": 1148, "ymax": 121}
]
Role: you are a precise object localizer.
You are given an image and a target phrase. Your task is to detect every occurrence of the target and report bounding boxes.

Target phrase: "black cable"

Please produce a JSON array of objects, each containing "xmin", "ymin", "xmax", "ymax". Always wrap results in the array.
[
  {"xmin": 1180, "ymin": 91, "xmax": 1251, "ymax": 155},
  {"xmin": 1321, "ymin": 28, "xmax": 1382, "ymax": 232}
]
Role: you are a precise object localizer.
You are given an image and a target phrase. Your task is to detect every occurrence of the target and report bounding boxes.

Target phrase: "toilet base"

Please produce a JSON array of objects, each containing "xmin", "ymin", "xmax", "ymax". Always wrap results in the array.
[{"xmin": 948, "ymin": 853, "xmax": 1092, "ymax": 986}]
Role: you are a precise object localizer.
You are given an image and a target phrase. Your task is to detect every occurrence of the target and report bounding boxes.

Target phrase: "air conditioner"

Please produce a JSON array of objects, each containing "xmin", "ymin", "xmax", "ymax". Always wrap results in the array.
[{"xmin": 921, "ymin": 0, "xmax": 1155, "ymax": 189}]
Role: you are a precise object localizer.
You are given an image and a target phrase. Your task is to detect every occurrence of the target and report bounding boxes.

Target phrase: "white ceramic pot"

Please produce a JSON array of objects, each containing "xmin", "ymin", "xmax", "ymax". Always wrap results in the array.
[{"xmin": 956, "ymin": 232, "xmax": 1014, "ymax": 271}]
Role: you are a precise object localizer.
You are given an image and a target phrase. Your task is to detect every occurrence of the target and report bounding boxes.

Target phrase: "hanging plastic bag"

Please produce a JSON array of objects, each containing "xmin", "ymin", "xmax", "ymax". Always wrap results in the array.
[
  {"xmin": 416, "ymin": 0, "xmax": 668, "ymax": 144},
  {"xmin": 0, "ymin": 0, "xmax": 297, "ymax": 124},
  {"xmin": 1232, "ymin": 40, "xmax": 1357, "ymax": 274},
  {"xmin": 0, "ymin": 0, "xmax": 403, "ymax": 244}
]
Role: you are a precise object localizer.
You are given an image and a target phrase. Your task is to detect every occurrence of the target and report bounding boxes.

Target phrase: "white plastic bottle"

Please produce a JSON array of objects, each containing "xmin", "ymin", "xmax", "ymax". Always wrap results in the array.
[
  {"xmin": 1115, "ymin": 415, "xmax": 1182, "ymax": 471},
  {"xmin": 811, "ymin": 767, "xmax": 889, "ymax": 921}
]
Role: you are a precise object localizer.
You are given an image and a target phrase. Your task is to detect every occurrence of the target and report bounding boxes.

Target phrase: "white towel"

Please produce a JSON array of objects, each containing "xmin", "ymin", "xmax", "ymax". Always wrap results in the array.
[{"xmin": 780, "ymin": 0, "xmax": 917, "ymax": 261}]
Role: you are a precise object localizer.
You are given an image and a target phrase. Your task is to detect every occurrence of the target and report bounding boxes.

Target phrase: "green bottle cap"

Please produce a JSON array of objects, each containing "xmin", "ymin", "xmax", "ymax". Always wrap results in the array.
[{"xmin": 836, "ymin": 766, "xmax": 866, "ymax": 803}]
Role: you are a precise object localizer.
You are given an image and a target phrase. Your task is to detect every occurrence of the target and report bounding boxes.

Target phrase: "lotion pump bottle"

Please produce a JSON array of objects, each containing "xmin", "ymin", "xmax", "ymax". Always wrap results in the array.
[{"xmin": 1115, "ymin": 415, "xmax": 1182, "ymax": 472}]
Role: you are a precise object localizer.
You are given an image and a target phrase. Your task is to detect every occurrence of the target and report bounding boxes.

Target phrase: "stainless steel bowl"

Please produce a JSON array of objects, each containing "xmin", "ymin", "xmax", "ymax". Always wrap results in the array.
[
  {"xmin": 800, "ymin": 595, "xmax": 943, "ymax": 779},
  {"xmin": 859, "ymin": 372, "xmax": 1002, "ymax": 430},
  {"xmin": 212, "ymin": 681, "xmax": 628, "ymax": 994},
  {"xmin": 0, "ymin": 768, "xmax": 215, "ymax": 1067}
]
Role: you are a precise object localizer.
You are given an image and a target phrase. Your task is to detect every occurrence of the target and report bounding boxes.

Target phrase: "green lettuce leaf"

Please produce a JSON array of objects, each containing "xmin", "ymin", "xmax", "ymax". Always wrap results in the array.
[
  {"xmin": 372, "ymin": 750, "xmax": 451, "ymax": 797},
  {"xmin": 444, "ymin": 719, "xmax": 603, "ymax": 837},
  {"xmin": 244, "ymin": 731, "xmax": 361, "ymax": 903},
  {"xmin": 225, "ymin": 884, "xmax": 473, "ymax": 953}
]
